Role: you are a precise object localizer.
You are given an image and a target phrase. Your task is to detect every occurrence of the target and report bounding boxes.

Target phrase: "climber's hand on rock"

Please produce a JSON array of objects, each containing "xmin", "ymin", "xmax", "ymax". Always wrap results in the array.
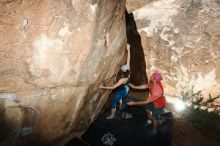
[{"xmin": 127, "ymin": 44, "xmax": 130, "ymax": 51}]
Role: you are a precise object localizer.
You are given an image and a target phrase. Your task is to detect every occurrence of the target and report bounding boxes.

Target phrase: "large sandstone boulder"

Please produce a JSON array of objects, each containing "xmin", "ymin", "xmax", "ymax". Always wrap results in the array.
[
  {"xmin": 0, "ymin": 0, "xmax": 126, "ymax": 145},
  {"xmin": 126, "ymin": 0, "xmax": 220, "ymax": 97}
]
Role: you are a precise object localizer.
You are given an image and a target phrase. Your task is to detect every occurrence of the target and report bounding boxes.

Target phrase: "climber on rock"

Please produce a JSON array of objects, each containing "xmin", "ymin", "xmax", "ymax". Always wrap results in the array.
[
  {"xmin": 127, "ymin": 72, "xmax": 166, "ymax": 134},
  {"xmin": 99, "ymin": 44, "xmax": 131, "ymax": 119}
]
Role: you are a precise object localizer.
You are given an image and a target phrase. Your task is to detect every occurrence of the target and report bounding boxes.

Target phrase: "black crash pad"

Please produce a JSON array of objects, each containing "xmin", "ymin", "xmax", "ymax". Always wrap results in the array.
[
  {"xmin": 64, "ymin": 137, "xmax": 89, "ymax": 146},
  {"xmin": 81, "ymin": 106, "xmax": 173, "ymax": 146}
]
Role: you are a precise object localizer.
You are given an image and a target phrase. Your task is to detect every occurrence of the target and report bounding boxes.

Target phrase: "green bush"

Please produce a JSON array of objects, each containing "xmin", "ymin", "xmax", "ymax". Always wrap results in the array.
[{"xmin": 181, "ymin": 88, "xmax": 220, "ymax": 137}]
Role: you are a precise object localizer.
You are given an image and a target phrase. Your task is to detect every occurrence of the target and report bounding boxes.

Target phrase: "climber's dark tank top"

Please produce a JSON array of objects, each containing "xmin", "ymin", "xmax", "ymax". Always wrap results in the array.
[{"xmin": 117, "ymin": 77, "xmax": 130, "ymax": 90}]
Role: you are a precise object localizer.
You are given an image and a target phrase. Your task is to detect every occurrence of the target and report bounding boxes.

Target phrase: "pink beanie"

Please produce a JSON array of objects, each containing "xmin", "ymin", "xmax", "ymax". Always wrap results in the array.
[{"xmin": 152, "ymin": 72, "xmax": 163, "ymax": 82}]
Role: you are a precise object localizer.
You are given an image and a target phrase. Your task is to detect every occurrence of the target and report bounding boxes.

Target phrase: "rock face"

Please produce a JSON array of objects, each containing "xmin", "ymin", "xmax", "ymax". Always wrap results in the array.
[
  {"xmin": 126, "ymin": 0, "xmax": 220, "ymax": 97},
  {"xmin": 0, "ymin": 0, "xmax": 126, "ymax": 145}
]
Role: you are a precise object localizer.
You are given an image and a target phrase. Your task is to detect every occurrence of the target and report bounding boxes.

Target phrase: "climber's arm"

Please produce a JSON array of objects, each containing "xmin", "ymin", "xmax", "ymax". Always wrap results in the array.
[{"xmin": 126, "ymin": 44, "xmax": 131, "ymax": 70}]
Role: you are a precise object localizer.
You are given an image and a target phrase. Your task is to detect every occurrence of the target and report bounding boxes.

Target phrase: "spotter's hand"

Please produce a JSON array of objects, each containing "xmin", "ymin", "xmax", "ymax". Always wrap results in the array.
[
  {"xmin": 127, "ymin": 101, "xmax": 135, "ymax": 106},
  {"xmin": 128, "ymin": 83, "xmax": 134, "ymax": 88},
  {"xmin": 99, "ymin": 85, "xmax": 104, "ymax": 89}
]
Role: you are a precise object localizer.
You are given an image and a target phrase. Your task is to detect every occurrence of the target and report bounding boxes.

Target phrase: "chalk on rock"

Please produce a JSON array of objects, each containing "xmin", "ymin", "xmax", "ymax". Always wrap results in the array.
[
  {"xmin": 19, "ymin": 127, "xmax": 32, "ymax": 137},
  {"xmin": 0, "ymin": 93, "xmax": 17, "ymax": 101}
]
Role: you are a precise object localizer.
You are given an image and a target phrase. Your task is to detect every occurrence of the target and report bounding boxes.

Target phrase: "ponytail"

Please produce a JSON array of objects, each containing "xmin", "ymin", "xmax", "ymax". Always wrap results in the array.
[{"xmin": 122, "ymin": 70, "xmax": 130, "ymax": 78}]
